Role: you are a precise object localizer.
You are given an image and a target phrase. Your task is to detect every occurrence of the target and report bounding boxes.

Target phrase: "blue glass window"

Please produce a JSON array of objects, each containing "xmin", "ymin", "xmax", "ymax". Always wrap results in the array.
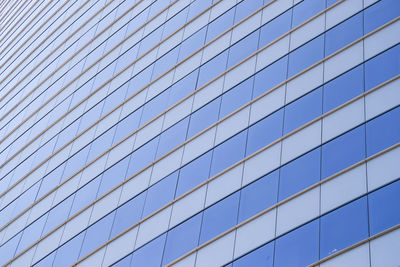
[
  {"xmin": 259, "ymin": 9, "xmax": 292, "ymax": 48},
  {"xmin": 112, "ymin": 254, "xmax": 132, "ymax": 267},
  {"xmin": 142, "ymin": 171, "xmax": 178, "ymax": 217},
  {"xmin": 162, "ymin": 213, "xmax": 202, "ymax": 265},
  {"xmin": 279, "ymin": 148, "xmax": 321, "ymax": 201},
  {"xmin": 62, "ymin": 146, "xmax": 90, "ymax": 181},
  {"xmin": 130, "ymin": 234, "xmax": 166, "ymax": 267},
  {"xmin": 238, "ymin": 171, "xmax": 279, "ymax": 222},
  {"xmin": 167, "ymin": 70, "xmax": 198, "ymax": 106},
  {"xmin": 87, "ymin": 128, "xmax": 115, "ymax": 163},
  {"xmin": 366, "ymin": 106, "xmax": 400, "ymax": 157},
  {"xmin": 113, "ymin": 108, "xmax": 142, "ymax": 145},
  {"xmin": 322, "ymin": 125, "xmax": 366, "ymax": 178},
  {"xmin": 320, "ymin": 197, "xmax": 369, "ymax": 257},
  {"xmin": 97, "ymin": 156, "xmax": 130, "ymax": 196},
  {"xmin": 288, "ymin": 35, "xmax": 324, "ymax": 77},
  {"xmin": 52, "ymin": 232, "xmax": 85, "ymax": 267},
  {"xmin": 79, "ymin": 211, "xmax": 115, "ymax": 258},
  {"xmin": 292, "ymin": 0, "xmax": 325, "ymax": 27},
  {"xmin": 246, "ymin": 109, "xmax": 283, "ymax": 156},
  {"xmin": 178, "ymin": 27, "xmax": 207, "ymax": 61},
  {"xmin": 364, "ymin": 0, "xmax": 400, "ymax": 33},
  {"xmin": 199, "ymin": 192, "xmax": 240, "ymax": 244},
  {"xmin": 364, "ymin": 44, "xmax": 400, "ymax": 91},
  {"xmin": 110, "ymin": 191, "xmax": 146, "ymax": 238},
  {"xmin": 42, "ymin": 195, "xmax": 74, "ymax": 234},
  {"xmin": 15, "ymin": 216, "xmax": 46, "ymax": 255},
  {"xmin": 176, "ymin": 151, "xmax": 212, "ymax": 197},
  {"xmin": 227, "ymin": 30, "xmax": 259, "ymax": 69},
  {"xmin": 126, "ymin": 137, "xmax": 158, "ymax": 176},
  {"xmin": 274, "ymin": 220, "xmax": 319, "ymax": 267},
  {"xmin": 187, "ymin": 97, "xmax": 221, "ymax": 138},
  {"xmin": 369, "ymin": 180, "xmax": 400, "ymax": 235},
  {"xmin": 206, "ymin": 8, "xmax": 235, "ymax": 42},
  {"xmin": 156, "ymin": 117, "xmax": 189, "ymax": 158},
  {"xmin": 219, "ymin": 77, "xmax": 253, "ymax": 119},
  {"xmin": 210, "ymin": 131, "xmax": 247, "ymax": 177},
  {"xmin": 140, "ymin": 90, "xmax": 169, "ymax": 126},
  {"xmin": 197, "ymin": 50, "xmax": 228, "ymax": 87},
  {"xmin": 323, "ymin": 65, "xmax": 364, "ymax": 113},
  {"xmin": 233, "ymin": 0, "xmax": 263, "ymax": 23},
  {"xmin": 233, "ymin": 242, "xmax": 274, "ymax": 267},
  {"xmin": 253, "ymin": 56, "xmax": 288, "ymax": 98},
  {"xmin": 283, "ymin": 87, "xmax": 323, "ymax": 134},
  {"xmin": 152, "ymin": 46, "xmax": 180, "ymax": 79},
  {"xmin": 70, "ymin": 178, "xmax": 101, "ymax": 215},
  {"xmin": 0, "ymin": 233, "xmax": 21, "ymax": 265},
  {"xmin": 325, "ymin": 13, "xmax": 363, "ymax": 56}
]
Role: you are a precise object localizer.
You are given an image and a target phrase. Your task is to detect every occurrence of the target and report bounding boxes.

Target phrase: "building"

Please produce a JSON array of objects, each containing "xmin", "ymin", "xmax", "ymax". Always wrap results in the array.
[{"xmin": 0, "ymin": 0, "xmax": 399, "ymax": 266}]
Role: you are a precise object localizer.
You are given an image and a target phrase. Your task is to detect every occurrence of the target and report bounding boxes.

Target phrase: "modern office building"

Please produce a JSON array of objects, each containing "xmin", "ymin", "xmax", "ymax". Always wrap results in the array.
[{"xmin": 0, "ymin": 0, "xmax": 399, "ymax": 266}]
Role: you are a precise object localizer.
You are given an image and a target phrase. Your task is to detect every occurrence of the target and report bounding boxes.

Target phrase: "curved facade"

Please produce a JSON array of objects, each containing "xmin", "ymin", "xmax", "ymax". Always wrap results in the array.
[{"xmin": 0, "ymin": 0, "xmax": 399, "ymax": 266}]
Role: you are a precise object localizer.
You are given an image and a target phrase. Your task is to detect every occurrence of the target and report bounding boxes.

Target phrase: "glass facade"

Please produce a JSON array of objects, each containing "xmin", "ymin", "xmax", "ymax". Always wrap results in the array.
[{"xmin": 0, "ymin": 0, "xmax": 399, "ymax": 266}]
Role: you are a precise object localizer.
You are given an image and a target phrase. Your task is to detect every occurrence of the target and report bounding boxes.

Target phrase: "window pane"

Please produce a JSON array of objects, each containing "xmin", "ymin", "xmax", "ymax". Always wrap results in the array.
[
  {"xmin": 325, "ymin": 13, "xmax": 363, "ymax": 56},
  {"xmin": 253, "ymin": 56, "xmax": 288, "ymax": 98},
  {"xmin": 219, "ymin": 77, "xmax": 253, "ymax": 119},
  {"xmin": 292, "ymin": 0, "xmax": 325, "ymax": 27},
  {"xmin": 197, "ymin": 51, "xmax": 228, "ymax": 87},
  {"xmin": 369, "ymin": 180, "xmax": 400, "ymax": 235},
  {"xmin": 364, "ymin": 0, "xmax": 400, "ymax": 34},
  {"xmin": 199, "ymin": 192, "xmax": 240, "ymax": 244},
  {"xmin": 210, "ymin": 131, "xmax": 247, "ymax": 177},
  {"xmin": 274, "ymin": 220, "xmax": 319, "ymax": 267},
  {"xmin": 323, "ymin": 65, "xmax": 364, "ymax": 113},
  {"xmin": 279, "ymin": 148, "xmax": 321, "ymax": 201},
  {"xmin": 246, "ymin": 109, "xmax": 283, "ymax": 156},
  {"xmin": 283, "ymin": 87, "xmax": 322, "ymax": 134},
  {"xmin": 130, "ymin": 234, "xmax": 166, "ymax": 267},
  {"xmin": 187, "ymin": 97, "xmax": 221, "ymax": 138},
  {"xmin": 238, "ymin": 171, "xmax": 279, "ymax": 222},
  {"xmin": 321, "ymin": 125, "xmax": 366, "ymax": 178},
  {"xmin": 156, "ymin": 117, "xmax": 189, "ymax": 158},
  {"xmin": 162, "ymin": 213, "xmax": 202, "ymax": 265},
  {"xmin": 288, "ymin": 35, "xmax": 324, "ymax": 77},
  {"xmin": 320, "ymin": 197, "xmax": 369, "ymax": 258},
  {"xmin": 53, "ymin": 232, "xmax": 85, "ymax": 267},
  {"xmin": 259, "ymin": 9, "xmax": 292, "ymax": 48},
  {"xmin": 364, "ymin": 44, "xmax": 400, "ymax": 91},
  {"xmin": 366, "ymin": 107, "xmax": 400, "ymax": 157},
  {"xmin": 227, "ymin": 30, "xmax": 259, "ymax": 69},
  {"xmin": 206, "ymin": 8, "xmax": 235, "ymax": 42},
  {"xmin": 233, "ymin": 242, "xmax": 274, "ymax": 267},
  {"xmin": 176, "ymin": 151, "xmax": 212, "ymax": 197}
]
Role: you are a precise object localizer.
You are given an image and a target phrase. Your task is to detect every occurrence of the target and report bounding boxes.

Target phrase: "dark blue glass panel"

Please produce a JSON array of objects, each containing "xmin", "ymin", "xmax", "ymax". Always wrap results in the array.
[
  {"xmin": 162, "ymin": 213, "xmax": 202, "ymax": 265},
  {"xmin": 323, "ymin": 65, "xmax": 364, "ymax": 113},
  {"xmin": 259, "ymin": 9, "xmax": 292, "ymax": 48},
  {"xmin": 219, "ymin": 77, "xmax": 253, "ymax": 119},
  {"xmin": 366, "ymin": 106, "xmax": 400, "ymax": 157},
  {"xmin": 42, "ymin": 195, "xmax": 74, "ymax": 234},
  {"xmin": 234, "ymin": 0, "xmax": 263, "ymax": 23},
  {"xmin": 178, "ymin": 27, "xmax": 207, "ymax": 61},
  {"xmin": 199, "ymin": 192, "xmax": 240, "ymax": 244},
  {"xmin": 126, "ymin": 137, "xmax": 158, "ymax": 176},
  {"xmin": 279, "ymin": 148, "xmax": 321, "ymax": 201},
  {"xmin": 53, "ymin": 232, "xmax": 85, "ymax": 267},
  {"xmin": 233, "ymin": 242, "xmax": 274, "ymax": 267},
  {"xmin": 140, "ymin": 90, "xmax": 169, "ymax": 126},
  {"xmin": 142, "ymin": 171, "xmax": 178, "ymax": 217},
  {"xmin": 253, "ymin": 56, "xmax": 288, "ymax": 98},
  {"xmin": 274, "ymin": 220, "xmax": 319, "ymax": 267},
  {"xmin": 246, "ymin": 109, "xmax": 283, "ymax": 156},
  {"xmin": 320, "ymin": 197, "xmax": 369, "ymax": 257},
  {"xmin": 369, "ymin": 180, "xmax": 400, "ymax": 235},
  {"xmin": 322, "ymin": 125, "xmax": 366, "ymax": 178},
  {"xmin": 205, "ymin": 8, "xmax": 235, "ymax": 42},
  {"xmin": 79, "ymin": 211, "xmax": 115, "ymax": 258},
  {"xmin": 113, "ymin": 108, "xmax": 142, "ymax": 145},
  {"xmin": 110, "ymin": 191, "xmax": 146, "ymax": 238},
  {"xmin": 325, "ymin": 13, "xmax": 363, "ymax": 56},
  {"xmin": 156, "ymin": 117, "xmax": 189, "ymax": 158},
  {"xmin": 197, "ymin": 50, "xmax": 228, "ymax": 87},
  {"xmin": 292, "ymin": 0, "xmax": 325, "ymax": 27},
  {"xmin": 238, "ymin": 171, "xmax": 279, "ymax": 222},
  {"xmin": 176, "ymin": 151, "xmax": 212, "ymax": 197},
  {"xmin": 98, "ymin": 156, "xmax": 130, "ymax": 197},
  {"xmin": 364, "ymin": 0, "xmax": 400, "ymax": 33},
  {"xmin": 130, "ymin": 234, "xmax": 166, "ymax": 267},
  {"xmin": 167, "ymin": 69, "xmax": 198, "ymax": 106},
  {"xmin": 288, "ymin": 35, "xmax": 324, "ymax": 77},
  {"xmin": 111, "ymin": 254, "xmax": 132, "ymax": 267},
  {"xmin": 70, "ymin": 178, "xmax": 101, "ymax": 215},
  {"xmin": 364, "ymin": 44, "xmax": 400, "ymax": 91},
  {"xmin": 283, "ymin": 87, "xmax": 322, "ymax": 134},
  {"xmin": 210, "ymin": 131, "xmax": 247, "ymax": 177},
  {"xmin": 227, "ymin": 30, "xmax": 259, "ymax": 69},
  {"xmin": 187, "ymin": 97, "xmax": 221, "ymax": 138}
]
